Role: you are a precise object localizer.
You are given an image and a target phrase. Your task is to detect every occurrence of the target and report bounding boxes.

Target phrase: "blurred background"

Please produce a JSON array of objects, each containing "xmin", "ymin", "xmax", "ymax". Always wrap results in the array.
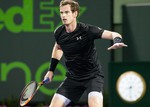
[{"xmin": 0, "ymin": 0, "xmax": 150, "ymax": 107}]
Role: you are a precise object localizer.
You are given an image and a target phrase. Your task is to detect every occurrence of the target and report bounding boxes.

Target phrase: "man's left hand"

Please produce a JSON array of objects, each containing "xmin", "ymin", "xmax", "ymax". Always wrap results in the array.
[{"xmin": 107, "ymin": 43, "xmax": 128, "ymax": 50}]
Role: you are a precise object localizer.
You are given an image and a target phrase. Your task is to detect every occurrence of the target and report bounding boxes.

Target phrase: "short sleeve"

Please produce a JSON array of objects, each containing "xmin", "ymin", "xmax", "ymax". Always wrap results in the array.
[
  {"xmin": 87, "ymin": 24, "xmax": 104, "ymax": 40},
  {"xmin": 53, "ymin": 25, "xmax": 64, "ymax": 44}
]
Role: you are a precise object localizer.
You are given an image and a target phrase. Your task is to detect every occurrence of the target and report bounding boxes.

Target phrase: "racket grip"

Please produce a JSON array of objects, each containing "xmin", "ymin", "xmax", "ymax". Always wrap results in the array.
[{"xmin": 43, "ymin": 77, "xmax": 50, "ymax": 84}]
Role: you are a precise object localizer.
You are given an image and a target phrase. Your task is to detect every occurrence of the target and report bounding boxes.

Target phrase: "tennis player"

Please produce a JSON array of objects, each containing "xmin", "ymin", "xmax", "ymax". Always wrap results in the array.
[{"xmin": 44, "ymin": 0, "xmax": 127, "ymax": 107}]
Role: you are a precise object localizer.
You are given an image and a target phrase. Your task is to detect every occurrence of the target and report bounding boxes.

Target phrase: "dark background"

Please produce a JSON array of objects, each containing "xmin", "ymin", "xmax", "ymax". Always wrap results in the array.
[
  {"xmin": 0, "ymin": 0, "xmax": 111, "ymax": 105},
  {"xmin": 1, "ymin": 0, "xmax": 150, "ymax": 107}
]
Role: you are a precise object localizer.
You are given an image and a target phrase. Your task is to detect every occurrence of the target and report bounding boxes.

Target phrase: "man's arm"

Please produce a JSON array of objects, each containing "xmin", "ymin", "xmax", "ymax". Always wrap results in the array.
[
  {"xmin": 51, "ymin": 42, "xmax": 63, "ymax": 60},
  {"xmin": 101, "ymin": 30, "xmax": 127, "ymax": 50},
  {"xmin": 44, "ymin": 42, "xmax": 63, "ymax": 82}
]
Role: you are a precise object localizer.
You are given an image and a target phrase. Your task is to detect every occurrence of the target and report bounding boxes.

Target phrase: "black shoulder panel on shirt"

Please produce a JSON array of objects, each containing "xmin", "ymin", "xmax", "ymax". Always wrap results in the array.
[
  {"xmin": 54, "ymin": 25, "xmax": 65, "ymax": 43},
  {"xmin": 78, "ymin": 22, "xmax": 89, "ymax": 32}
]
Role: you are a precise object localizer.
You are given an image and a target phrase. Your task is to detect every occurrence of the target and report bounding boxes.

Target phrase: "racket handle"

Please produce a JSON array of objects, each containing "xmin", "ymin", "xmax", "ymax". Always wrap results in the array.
[{"xmin": 43, "ymin": 77, "xmax": 50, "ymax": 84}]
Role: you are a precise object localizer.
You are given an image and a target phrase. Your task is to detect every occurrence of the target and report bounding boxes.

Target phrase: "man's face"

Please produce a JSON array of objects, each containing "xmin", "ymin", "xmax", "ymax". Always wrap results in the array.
[{"xmin": 60, "ymin": 4, "xmax": 77, "ymax": 25}]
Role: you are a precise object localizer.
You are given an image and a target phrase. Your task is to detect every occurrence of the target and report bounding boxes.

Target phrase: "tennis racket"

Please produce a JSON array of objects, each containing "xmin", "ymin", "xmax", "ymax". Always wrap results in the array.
[{"xmin": 19, "ymin": 78, "xmax": 50, "ymax": 106}]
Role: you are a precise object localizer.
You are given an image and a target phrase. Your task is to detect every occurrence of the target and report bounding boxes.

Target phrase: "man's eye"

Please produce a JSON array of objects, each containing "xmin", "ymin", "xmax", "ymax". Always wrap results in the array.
[{"xmin": 65, "ymin": 11, "xmax": 69, "ymax": 14}]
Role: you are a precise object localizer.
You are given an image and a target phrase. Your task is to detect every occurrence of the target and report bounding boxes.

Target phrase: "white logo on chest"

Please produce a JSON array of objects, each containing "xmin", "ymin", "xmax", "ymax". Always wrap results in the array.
[{"xmin": 76, "ymin": 36, "xmax": 82, "ymax": 40}]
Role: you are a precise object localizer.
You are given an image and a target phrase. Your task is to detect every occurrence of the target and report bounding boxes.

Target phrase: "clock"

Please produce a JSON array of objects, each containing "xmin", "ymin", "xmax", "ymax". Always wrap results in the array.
[{"xmin": 116, "ymin": 71, "xmax": 146, "ymax": 103}]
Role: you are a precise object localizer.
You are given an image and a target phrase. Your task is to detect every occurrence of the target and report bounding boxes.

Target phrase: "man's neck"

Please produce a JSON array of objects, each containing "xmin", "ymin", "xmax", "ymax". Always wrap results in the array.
[{"xmin": 65, "ymin": 21, "xmax": 77, "ymax": 33}]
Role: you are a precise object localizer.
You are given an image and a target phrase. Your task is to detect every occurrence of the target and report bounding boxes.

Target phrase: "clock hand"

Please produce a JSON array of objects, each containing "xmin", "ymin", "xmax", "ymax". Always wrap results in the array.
[{"xmin": 129, "ymin": 85, "xmax": 132, "ymax": 99}]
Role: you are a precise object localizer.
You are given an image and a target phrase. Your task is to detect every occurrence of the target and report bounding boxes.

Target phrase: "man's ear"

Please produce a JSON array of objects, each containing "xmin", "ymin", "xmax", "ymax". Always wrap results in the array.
[{"xmin": 74, "ymin": 11, "xmax": 78, "ymax": 18}]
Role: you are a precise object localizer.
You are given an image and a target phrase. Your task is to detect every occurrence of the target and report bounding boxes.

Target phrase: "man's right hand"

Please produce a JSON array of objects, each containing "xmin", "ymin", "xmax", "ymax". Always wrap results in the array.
[{"xmin": 44, "ymin": 71, "xmax": 54, "ymax": 83}]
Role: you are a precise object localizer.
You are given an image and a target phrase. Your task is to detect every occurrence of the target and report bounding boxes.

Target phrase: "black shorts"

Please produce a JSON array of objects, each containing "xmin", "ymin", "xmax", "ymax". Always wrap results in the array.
[{"xmin": 56, "ymin": 74, "xmax": 104, "ymax": 103}]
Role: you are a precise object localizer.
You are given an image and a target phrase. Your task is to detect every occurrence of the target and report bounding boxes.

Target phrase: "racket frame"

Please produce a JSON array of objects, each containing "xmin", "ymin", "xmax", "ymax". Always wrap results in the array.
[
  {"xmin": 19, "ymin": 81, "xmax": 43, "ymax": 106},
  {"xmin": 19, "ymin": 78, "xmax": 49, "ymax": 106}
]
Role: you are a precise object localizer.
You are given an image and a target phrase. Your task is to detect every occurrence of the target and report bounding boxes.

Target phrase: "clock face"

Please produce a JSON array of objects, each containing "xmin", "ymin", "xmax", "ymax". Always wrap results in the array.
[{"xmin": 116, "ymin": 71, "xmax": 146, "ymax": 103}]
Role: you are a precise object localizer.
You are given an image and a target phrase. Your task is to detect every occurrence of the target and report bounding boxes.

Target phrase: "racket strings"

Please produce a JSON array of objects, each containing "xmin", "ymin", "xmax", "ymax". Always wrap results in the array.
[
  {"xmin": 20, "ymin": 81, "xmax": 37, "ymax": 106},
  {"xmin": 19, "ymin": 78, "xmax": 49, "ymax": 106}
]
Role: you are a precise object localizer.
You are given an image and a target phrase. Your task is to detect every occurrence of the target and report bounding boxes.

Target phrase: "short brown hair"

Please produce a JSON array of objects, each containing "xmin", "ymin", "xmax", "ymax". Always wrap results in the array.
[{"xmin": 60, "ymin": 0, "xmax": 80, "ymax": 17}]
